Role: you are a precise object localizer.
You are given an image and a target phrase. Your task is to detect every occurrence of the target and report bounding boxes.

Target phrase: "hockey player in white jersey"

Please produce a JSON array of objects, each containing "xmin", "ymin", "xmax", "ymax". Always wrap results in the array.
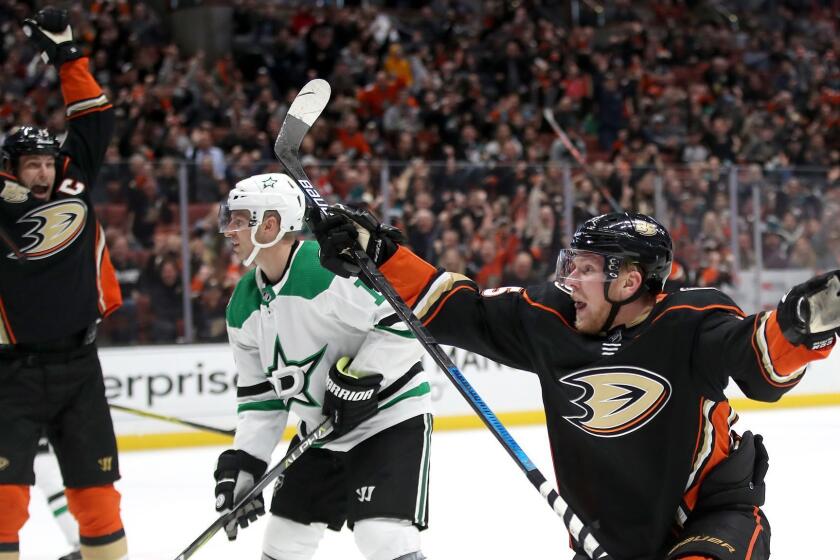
[{"xmin": 215, "ymin": 173, "xmax": 432, "ymax": 560}]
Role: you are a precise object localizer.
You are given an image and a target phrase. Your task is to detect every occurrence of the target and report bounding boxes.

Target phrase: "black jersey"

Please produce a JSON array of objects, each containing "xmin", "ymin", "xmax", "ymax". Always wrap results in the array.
[
  {"xmin": 0, "ymin": 58, "xmax": 120, "ymax": 345},
  {"xmin": 378, "ymin": 246, "xmax": 832, "ymax": 559}
]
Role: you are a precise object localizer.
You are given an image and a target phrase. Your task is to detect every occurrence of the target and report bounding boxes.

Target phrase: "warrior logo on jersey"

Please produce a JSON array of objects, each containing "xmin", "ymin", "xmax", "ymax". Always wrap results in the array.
[
  {"xmin": 560, "ymin": 366, "xmax": 671, "ymax": 437},
  {"xmin": 10, "ymin": 199, "xmax": 87, "ymax": 260}
]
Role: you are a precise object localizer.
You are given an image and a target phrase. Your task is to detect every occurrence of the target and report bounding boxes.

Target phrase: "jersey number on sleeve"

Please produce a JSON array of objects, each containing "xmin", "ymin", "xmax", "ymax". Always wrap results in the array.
[{"xmin": 57, "ymin": 178, "xmax": 85, "ymax": 196}]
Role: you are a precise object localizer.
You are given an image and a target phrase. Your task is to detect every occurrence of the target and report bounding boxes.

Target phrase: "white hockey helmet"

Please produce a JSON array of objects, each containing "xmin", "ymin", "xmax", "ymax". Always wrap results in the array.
[{"xmin": 219, "ymin": 173, "xmax": 306, "ymax": 265}]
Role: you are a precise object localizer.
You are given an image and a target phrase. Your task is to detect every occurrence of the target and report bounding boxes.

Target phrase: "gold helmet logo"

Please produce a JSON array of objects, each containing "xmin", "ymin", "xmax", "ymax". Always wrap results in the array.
[
  {"xmin": 560, "ymin": 366, "xmax": 671, "ymax": 437},
  {"xmin": 0, "ymin": 456, "xmax": 9, "ymax": 470},
  {"xmin": 633, "ymin": 220, "xmax": 658, "ymax": 236},
  {"xmin": 13, "ymin": 200, "xmax": 87, "ymax": 259}
]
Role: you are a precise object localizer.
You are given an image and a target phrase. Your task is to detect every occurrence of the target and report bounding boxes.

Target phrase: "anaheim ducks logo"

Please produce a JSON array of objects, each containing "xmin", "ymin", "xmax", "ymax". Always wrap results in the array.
[
  {"xmin": 633, "ymin": 220, "xmax": 659, "ymax": 236},
  {"xmin": 560, "ymin": 366, "xmax": 671, "ymax": 437},
  {"xmin": 12, "ymin": 199, "xmax": 87, "ymax": 260}
]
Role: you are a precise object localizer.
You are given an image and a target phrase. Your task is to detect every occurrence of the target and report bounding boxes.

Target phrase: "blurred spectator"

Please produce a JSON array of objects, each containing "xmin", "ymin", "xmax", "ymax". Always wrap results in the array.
[
  {"xmin": 193, "ymin": 279, "xmax": 227, "ymax": 342},
  {"xmin": 144, "ymin": 256, "xmax": 184, "ymax": 343},
  {"xmin": 501, "ymin": 251, "xmax": 538, "ymax": 288}
]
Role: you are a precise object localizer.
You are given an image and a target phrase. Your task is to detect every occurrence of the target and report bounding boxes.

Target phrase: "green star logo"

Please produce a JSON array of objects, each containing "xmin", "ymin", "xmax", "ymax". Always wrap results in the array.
[{"xmin": 265, "ymin": 336, "xmax": 325, "ymax": 408}]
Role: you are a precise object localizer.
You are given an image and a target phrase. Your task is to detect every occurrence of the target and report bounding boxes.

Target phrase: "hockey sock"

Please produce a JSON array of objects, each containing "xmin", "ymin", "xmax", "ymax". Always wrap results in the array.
[
  {"xmin": 65, "ymin": 485, "xmax": 127, "ymax": 560},
  {"xmin": 0, "ymin": 485, "xmax": 29, "ymax": 560}
]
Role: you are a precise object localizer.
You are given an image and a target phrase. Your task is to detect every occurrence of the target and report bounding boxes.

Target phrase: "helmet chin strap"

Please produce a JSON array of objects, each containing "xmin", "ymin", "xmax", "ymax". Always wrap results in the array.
[
  {"xmin": 243, "ymin": 225, "xmax": 284, "ymax": 267},
  {"xmin": 598, "ymin": 278, "xmax": 646, "ymax": 334}
]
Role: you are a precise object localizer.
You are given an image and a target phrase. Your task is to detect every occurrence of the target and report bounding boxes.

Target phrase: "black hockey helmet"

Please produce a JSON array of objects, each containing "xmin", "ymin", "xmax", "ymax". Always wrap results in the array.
[
  {"xmin": 570, "ymin": 212, "xmax": 673, "ymax": 295},
  {"xmin": 1, "ymin": 126, "xmax": 60, "ymax": 172}
]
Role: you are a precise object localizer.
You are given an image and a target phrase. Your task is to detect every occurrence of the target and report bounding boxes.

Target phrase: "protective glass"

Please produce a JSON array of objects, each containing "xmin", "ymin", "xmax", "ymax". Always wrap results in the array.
[
  {"xmin": 555, "ymin": 249, "xmax": 612, "ymax": 288},
  {"xmin": 217, "ymin": 202, "xmax": 252, "ymax": 233}
]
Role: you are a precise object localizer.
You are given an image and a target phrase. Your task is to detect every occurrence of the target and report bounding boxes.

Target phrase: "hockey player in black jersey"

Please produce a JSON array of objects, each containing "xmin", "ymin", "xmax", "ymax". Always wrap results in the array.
[
  {"xmin": 315, "ymin": 208, "xmax": 840, "ymax": 560},
  {"xmin": 0, "ymin": 8, "xmax": 127, "ymax": 560}
]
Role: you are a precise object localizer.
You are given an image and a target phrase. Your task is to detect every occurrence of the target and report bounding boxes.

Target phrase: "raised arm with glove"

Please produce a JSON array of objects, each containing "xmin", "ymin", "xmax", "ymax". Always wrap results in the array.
[{"xmin": 21, "ymin": 7, "xmax": 83, "ymax": 66}]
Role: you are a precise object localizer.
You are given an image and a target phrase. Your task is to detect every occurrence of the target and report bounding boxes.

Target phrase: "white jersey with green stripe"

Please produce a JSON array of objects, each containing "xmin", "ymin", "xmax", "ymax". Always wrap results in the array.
[{"xmin": 226, "ymin": 239, "xmax": 432, "ymax": 461}]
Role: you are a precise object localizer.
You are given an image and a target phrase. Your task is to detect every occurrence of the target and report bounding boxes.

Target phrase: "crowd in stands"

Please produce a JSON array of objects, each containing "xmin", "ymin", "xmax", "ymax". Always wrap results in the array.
[{"xmin": 1, "ymin": 0, "xmax": 838, "ymax": 344}]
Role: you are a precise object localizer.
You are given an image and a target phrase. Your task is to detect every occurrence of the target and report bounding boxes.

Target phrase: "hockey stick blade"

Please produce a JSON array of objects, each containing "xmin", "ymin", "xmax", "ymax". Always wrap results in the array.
[
  {"xmin": 273, "ymin": 79, "xmax": 331, "ymax": 216},
  {"xmin": 172, "ymin": 418, "xmax": 333, "ymax": 560},
  {"xmin": 109, "ymin": 403, "xmax": 234, "ymax": 437},
  {"xmin": 274, "ymin": 80, "xmax": 612, "ymax": 560}
]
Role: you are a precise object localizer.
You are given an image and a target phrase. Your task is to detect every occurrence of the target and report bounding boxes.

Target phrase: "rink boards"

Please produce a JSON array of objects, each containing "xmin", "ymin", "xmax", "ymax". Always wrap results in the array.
[{"xmin": 101, "ymin": 343, "xmax": 840, "ymax": 450}]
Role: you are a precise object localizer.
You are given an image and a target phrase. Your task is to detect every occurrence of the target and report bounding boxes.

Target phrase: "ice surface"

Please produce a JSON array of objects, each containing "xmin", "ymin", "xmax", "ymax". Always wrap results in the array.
[{"xmin": 20, "ymin": 406, "xmax": 840, "ymax": 559}]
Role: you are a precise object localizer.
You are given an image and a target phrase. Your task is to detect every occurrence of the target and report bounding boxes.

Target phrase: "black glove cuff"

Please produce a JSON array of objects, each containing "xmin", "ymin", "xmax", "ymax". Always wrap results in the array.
[
  {"xmin": 214, "ymin": 449, "xmax": 267, "ymax": 480},
  {"xmin": 54, "ymin": 42, "xmax": 83, "ymax": 66}
]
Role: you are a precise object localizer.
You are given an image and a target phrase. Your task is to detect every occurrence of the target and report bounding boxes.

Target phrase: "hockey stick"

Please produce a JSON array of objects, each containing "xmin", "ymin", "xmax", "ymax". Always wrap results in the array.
[
  {"xmin": 542, "ymin": 107, "xmax": 623, "ymax": 213},
  {"xmin": 275, "ymin": 79, "xmax": 612, "ymax": 560},
  {"xmin": 172, "ymin": 417, "xmax": 333, "ymax": 560},
  {"xmin": 108, "ymin": 403, "xmax": 234, "ymax": 437},
  {"xmin": 0, "ymin": 222, "xmax": 26, "ymax": 261}
]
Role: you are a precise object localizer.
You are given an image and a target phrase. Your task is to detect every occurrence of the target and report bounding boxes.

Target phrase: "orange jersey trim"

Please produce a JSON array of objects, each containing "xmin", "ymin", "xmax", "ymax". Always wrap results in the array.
[
  {"xmin": 751, "ymin": 311, "xmax": 832, "ymax": 381},
  {"xmin": 0, "ymin": 296, "xmax": 17, "ymax": 344},
  {"xmin": 421, "ymin": 284, "xmax": 476, "ymax": 326},
  {"xmin": 95, "ymin": 224, "xmax": 122, "ymax": 317},
  {"xmin": 67, "ymin": 103, "xmax": 113, "ymax": 121},
  {"xmin": 522, "ymin": 291, "xmax": 573, "ymax": 328},
  {"xmin": 59, "ymin": 57, "xmax": 102, "ymax": 105},
  {"xmin": 379, "ymin": 246, "xmax": 437, "ymax": 308},
  {"xmin": 683, "ymin": 399, "xmax": 732, "ymax": 512},
  {"xmin": 651, "ymin": 304, "xmax": 745, "ymax": 325}
]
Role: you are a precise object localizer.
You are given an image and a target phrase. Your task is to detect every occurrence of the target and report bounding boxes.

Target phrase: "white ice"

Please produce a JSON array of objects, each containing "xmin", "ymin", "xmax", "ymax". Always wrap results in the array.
[{"xmin": 20, "ymin": 406, "xmax": 840, "ymax": 560}]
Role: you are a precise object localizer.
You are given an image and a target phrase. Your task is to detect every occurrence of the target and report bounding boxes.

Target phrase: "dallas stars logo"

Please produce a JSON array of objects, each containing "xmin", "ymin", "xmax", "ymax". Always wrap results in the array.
[
  {"xmin": 262, "ymin": 176, "xmax": 278, "ymax": 189},
  {"xmin": 266, "ymin": 336, "xmax": 325, "ymax": 408}
]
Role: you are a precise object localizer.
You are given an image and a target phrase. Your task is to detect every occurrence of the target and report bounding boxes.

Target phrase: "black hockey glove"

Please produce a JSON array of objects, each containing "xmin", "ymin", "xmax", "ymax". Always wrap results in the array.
[
  {"xmin": 321, "ymin": 357, "xmax": 383, "ymax": 441},
  {"xmin": 213, "ymin": 449, "xmax": 267, "ymax": 541},
  {"xmin": 21, "ymin": 7, "xmax": 83, "ymax": 67},
  {"xmin": 777, "ymin": 269, "xmax": 840, "ymax": 351},
  {"xmin": 313, "ymin": 204, "xmax": 405, "ymax": 278}
]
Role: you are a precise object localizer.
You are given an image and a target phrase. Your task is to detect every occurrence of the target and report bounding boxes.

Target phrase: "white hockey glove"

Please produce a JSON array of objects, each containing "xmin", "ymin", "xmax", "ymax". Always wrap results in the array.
[
  {"xmin": 321, "ymin": 357, "xmax": 382, "ymax": 441},
  {"xmin": 213, "ymin": 449, "xmax": 267, "ymax": 541},
  {"xmin": 21, "ymin": 7, "xmax": 83, "ymax": 66},
  {"xmin": 777, "ymin": 270, "xmax": 840, "ymax": 351}
]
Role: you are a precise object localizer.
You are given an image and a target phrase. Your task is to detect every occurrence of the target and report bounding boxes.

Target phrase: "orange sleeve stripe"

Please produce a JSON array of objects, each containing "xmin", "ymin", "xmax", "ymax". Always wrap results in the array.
[
  {"xmin": 522, "ymin": 291, "xmax": 572, "ymax": 328},
  {"xmin": 755, "ymin": 311, "xmax": 832, "ymax": 377},
  {"xmin": 651, "ymin": 304, "xmax": 745, "ymax": 325},
  {"xmin": 67, "ymin": 103, "xmax": 113, "ymax": 120},
  {"xmin": 421, "ymin": 284, "xmax": 476, "ymax": 326},
  {"xmin": 0, "ymin": 296, "xmax": 17, "ymax": 345},
  {"xmin": 95, "ymin": 225, "xmax": 122, "ymax": 317},
  {"xmin": 683, "ymin": 400, "xmax": 731, "ymax": 511},
  {"xmin": 65, "ymin": 485, "xmax": 123, "ymax": 538},
  {"xmin": 59, "ymin": 57, "xmax": 102, "ymax": 105},
  {"xmin": 379, "ymin": 246, "xmax": 438, "ymax": 307}
]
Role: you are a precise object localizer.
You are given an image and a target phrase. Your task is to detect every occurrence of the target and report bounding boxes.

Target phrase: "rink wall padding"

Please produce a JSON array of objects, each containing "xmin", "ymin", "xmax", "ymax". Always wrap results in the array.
[{"xmin": 102, "ymin": 343, "xmax": 840, "ymax": 452}]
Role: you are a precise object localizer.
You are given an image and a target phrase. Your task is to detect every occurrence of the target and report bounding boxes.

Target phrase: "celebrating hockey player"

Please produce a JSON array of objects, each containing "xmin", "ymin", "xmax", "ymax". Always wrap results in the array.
[
  {"xmin": 215, "ymin": 173, "xmax": 432, "ymax": 560},
  {"xmin": 0, "ymin": 8, "xmax": 126, "ymax": 560},
  {"xmin": 314, "ymin": 207, "xmax": 839, "ymax": 560}
]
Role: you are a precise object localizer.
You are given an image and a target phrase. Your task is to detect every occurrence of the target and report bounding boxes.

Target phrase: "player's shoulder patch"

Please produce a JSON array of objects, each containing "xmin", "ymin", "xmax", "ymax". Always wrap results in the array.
[
  {"xmin": 655, "ymin": 287, "xmax": 744, "ymax": 318},
  {"xmin": 227, "ymin": 268, "xmax": 260, "ymax": 328},
  {"xmin": 0, "ymin": 178, "xmax": 29, "ymax": 203},
  {"xmin": 277, "ymin": 239, "xmax": 335, "ymax": 300}
]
